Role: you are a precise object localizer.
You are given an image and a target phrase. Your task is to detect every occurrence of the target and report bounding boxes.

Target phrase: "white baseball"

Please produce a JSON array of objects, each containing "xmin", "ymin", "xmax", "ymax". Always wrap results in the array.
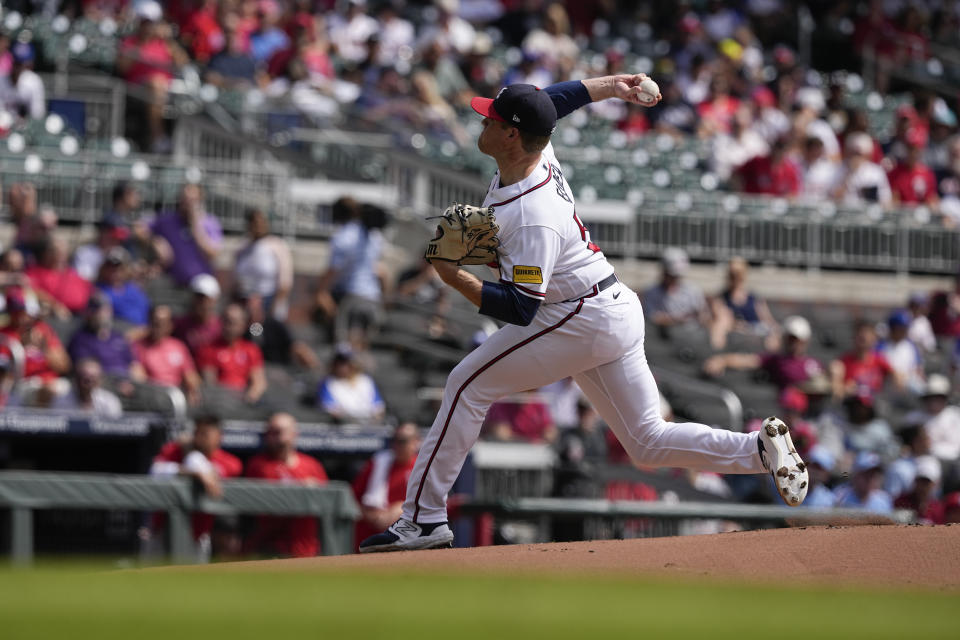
[{"xmin": 638, "ymin": 78, "xmax": 660, "ymax": 104}]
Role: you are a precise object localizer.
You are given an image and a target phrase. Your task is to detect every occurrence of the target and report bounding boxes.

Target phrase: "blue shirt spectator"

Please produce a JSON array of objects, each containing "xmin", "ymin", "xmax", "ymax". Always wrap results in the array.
[
  {"xmin": 832, "ymin": 452, "xmax": 894, "ymax": 513},
  {"xmin": 799, "ymin": 446, "xmax": 837, "ymax": 509},
  {"xmin": 207, "ymin": 50, "xmax": 257, "ymax": 84},
  {"xmin": 95, "ymin": 247, "xmax": 150, "ymax": 326},
  {"xmin": 329, "ymin": 220, "xmax": 383, "ymax": 302},
  {"xmin": 206, "ymin": 29, "xmax": 257, "ymax": 85},
  {"xmin": 249, "ymin": 26, "xmax": 289, "ymax": 64},
  {"xmin": 98, "ymin": 281, "xmax": 150, "ymax": 326}
]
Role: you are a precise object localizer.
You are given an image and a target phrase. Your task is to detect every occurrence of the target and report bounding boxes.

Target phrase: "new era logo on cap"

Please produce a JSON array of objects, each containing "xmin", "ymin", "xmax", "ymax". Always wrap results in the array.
[{"xmin": 471, "ymin": 84, "xmax": 557, "ymax": 136}]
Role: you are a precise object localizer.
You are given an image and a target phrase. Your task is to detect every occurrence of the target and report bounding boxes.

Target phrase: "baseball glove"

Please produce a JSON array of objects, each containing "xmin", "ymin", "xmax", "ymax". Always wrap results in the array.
[{"xmin": 424, "ymin": 203, "xmax": 500, "ymax": 265}]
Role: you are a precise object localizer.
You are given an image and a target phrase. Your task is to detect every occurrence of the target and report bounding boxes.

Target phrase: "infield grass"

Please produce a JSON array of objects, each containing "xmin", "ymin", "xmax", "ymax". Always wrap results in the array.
[{"xmin": 0, "ymin": 564, "xmax": 957, "ymax": 639}]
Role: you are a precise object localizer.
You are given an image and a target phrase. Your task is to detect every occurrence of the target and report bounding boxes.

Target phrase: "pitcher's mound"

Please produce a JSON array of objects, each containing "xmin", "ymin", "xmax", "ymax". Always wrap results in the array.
[{"xmin": 210, "ymin": 525, "xmax": 960, "ymax": 589}]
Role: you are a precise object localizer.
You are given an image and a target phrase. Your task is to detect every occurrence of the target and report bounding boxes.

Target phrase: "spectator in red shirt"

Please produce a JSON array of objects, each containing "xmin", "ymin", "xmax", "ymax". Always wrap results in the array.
[
  {"xmin": 149, "ymin": 413, "xmax": 243, "ymax": 559},
  {"xmin": 944, "ymin": 492, "xmax": 960, "ymax": 524},
  {"xmin": 0, "ymin": 286, "xmax": 71, "ymax": 401},
  {"xmin": 116, "ymin": 6, "xmax": 188, "ymax": 152},
  {"xmin": 696, "ymin": 74, "xmax": 740, "ymax": 137},
  {"xmin": 830, "ymin": 321, "xmax": 903, "ymax": 398},
  {"xmin": 180, "ymin": 0, "xmax": 224, "ymax": 63},
  {"xmin": 26, "ymin": 237, "xmax": 92, "ymax": 317},
  {"xmin": 352, "ymin": 422, "xmax": 422, "ymax": 550},
  {"xmin": 888, "ymin": 134, "xmax": 939, "ymax": 207},
  {"xmin": 928, "ymin": 273, "xmax": 960, "ymax": 337},
  {"xmin": 133, "ymin": 304, "xmax": 202, "ymax": 406},
  {"xmin": 197, "ymin": 302, "xmax": 267, "ymax": 405},
  {"xmin": 732, "ymin": 137, "xmax": 801, "ymax": 196},
  {"xmin": 245, "ymin": 412, "xmax": 329, "ymax": 558},
  {"xmin": 233, "ymin": 0, "xmax": 260, "ymax": 49},
  {"xmin": 173, "ymin": 274, "xmax": 222, "ymax": 357},
  {"xmin": 483, "ymin": 391, "xmax": 557, "ymax": 443}
]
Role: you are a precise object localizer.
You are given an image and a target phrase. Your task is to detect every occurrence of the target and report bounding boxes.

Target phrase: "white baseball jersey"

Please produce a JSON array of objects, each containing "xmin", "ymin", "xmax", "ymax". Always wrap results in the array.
[
  {"xmin": 400, "ymin": 139, "xmax": 766, "ymax": 526},
  {"xmin": 482, "ymin": 143, "xmax": 613, "ymax": 304}
]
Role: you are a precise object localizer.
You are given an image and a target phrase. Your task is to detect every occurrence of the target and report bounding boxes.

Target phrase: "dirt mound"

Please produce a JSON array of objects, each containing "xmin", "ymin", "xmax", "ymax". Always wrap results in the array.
[{"xmin": 209, "ymin": 525, "xmax": 960, "ymax": 589}]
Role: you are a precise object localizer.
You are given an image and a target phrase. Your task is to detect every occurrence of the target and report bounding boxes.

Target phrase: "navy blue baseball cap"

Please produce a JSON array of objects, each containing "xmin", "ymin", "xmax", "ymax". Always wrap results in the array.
[{"xmin": 471, "ymin": 84, "xmax": 557, "ymax": 136}]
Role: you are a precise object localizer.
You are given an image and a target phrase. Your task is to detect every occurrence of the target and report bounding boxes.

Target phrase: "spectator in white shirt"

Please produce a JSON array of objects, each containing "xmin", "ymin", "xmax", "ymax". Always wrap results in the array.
[
  {"xmin": 521, "ymin": 3, "xmax": 579, "ymax": 76},
  {"xmin": 907, "ymin": 375, "xmax": 960, "ymax": 463},
  {"xmin": 837, "ymin": 132, "xmax": 893, "ymax": 206},
  {"xmin": 799, "ymin": 136, "xmax": 842, "ymax": 202},
  {"xmin": 907, "ymin": 292, "xmax": 937, "ymax": 353},
  {"xmin": 793, "ymin": 88, "xmax": 840, "ymax": 160},
  {"xmin": 328, "ymin": 0, "xmax": 379, "ymax": 64},
  {"xmin": 0, "ymin": 42, "xmax": 45, "ymax": 121},
  {"xmin": 234, "ymin": 208, "xmax": 294, "ymax": 322},
  {"xmin": 417, "ymin": 0, "xmax": 476, "ymax": 56},
  {"xmin": 52, "ymin": 358, "xmax": 123, "ymax": 418},
  {"xmin": 374, "ymin": 3, "xmax": 415, "ymax": 68},
  {"xmin": 316, "ymin": 345, "xmax": 385, "ymax": 423},
  {"xmin": 711, "ymin": 103, "xmax": 768, "ymax": 181}
]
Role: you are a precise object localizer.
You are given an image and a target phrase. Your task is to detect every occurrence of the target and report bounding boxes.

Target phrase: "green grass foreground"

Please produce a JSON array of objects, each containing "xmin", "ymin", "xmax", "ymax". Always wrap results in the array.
[{"xmin": 0, "ymin": 565, "xmax": 957, "ymax": 639}]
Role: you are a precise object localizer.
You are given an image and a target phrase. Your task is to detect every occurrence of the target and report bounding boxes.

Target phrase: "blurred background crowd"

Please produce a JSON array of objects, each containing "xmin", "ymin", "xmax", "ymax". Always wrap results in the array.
[
  {"xmin": 1, "ymin": 1, "xmax": 960, "ymax": 217},
  {"xmin": 1, "ymin": 0, "xmax": 960, "ymax": 559}
]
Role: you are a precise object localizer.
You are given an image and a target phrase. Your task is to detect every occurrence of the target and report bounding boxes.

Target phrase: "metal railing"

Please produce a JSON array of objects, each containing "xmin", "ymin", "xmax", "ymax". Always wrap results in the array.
[
  {"xmin": 0, "ymin": 148, "xmax": 292, "ymax": 234},
  {"xmin": 459, "ymin": 496, "xmax": 915, "ymax": 542},
  {"xmin": 0, "ymin": 471, "xmax": 360, "ymax": 565},
  {"xmin": 5, "ymin": 109, "xmax": 958, "ymax": 273}
]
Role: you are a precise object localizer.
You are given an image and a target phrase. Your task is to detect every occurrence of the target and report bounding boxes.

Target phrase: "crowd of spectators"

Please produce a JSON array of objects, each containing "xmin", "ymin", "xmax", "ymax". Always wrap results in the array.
[
  {"xmin": 0, "ymin": 180, "xmax": 391, "ymax": 424},
  {"xmin": 5, "ymin": 1, "xmax": 960, "ymax": 222},
  {"xmin": 147, "ymin": 411, "xmax": 329, "ymax": 559},
  {"xmin": 636, "ymin": 244, "xmax": 960, "ymax": 521}
]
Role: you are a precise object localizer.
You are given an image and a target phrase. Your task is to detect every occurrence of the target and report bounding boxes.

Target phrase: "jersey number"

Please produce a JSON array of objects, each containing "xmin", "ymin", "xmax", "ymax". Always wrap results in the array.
[{"xmin": 573, "ymin": 211, "xmax": 602, "ymax": 254}]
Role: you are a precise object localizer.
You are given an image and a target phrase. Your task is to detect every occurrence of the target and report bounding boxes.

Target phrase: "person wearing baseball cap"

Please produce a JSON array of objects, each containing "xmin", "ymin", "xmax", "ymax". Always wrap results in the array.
[
  {"xmin": 704, "ymin": 314, "xmax": 826, "ymax": 390},
  {"xmin": 6, "ymin": 41, "xmax": 45, "ymax": 120},
  {"xmin": 172, "ymin": 273, "xmax": 223, "ymax": 356},
  {"xmin": 800, "ymin": 445, "xmax": 837, "ymax": 508},
  {"xmin": 642, "ymin": 247, "xmax": 709, "ymax": 331},
  {"xmin": 912, "ymin": 373, "xmax": 960, "ymax": 463},
  {"xmin": 893, "ymin": 455, "xmax": 946, "ymax": 524},
  {"xmin": 467, "ymin": 76, "xmax": 658, "ymax": 187},
  {"xmin": 833, "ymin": 451, "xmax": 894, "ymax": 513},
  {"xmin": 877, "ymin": 309, "xmax": 924, "ymax": 393},
  {"xmin": 369, "ymin": 70, "xmax": 816, "ymax": 556},
  {"xmin": 839, "ymin": 131, "xmax": 893, "ymax": 207},
  {"xmin": 96, "ymin": 246, "xmax": 151, "ymax": 327}
]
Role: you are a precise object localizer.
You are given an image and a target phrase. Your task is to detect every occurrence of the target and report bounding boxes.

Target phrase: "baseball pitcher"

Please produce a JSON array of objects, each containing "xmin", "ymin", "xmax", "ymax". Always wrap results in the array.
[{"xmin": 361, "ymin": 75, "xmax": 808, "ymax": 552}]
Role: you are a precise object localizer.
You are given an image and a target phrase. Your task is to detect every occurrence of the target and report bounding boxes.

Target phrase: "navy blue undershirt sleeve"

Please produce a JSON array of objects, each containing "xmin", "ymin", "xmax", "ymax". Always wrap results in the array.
[
  {"xmin": 479, "ymin": 281, "xmax": 542, "ymax": 326},
  {"xmin": 545, "ymin": 80, "xmax": 593, "ymax": 119}
]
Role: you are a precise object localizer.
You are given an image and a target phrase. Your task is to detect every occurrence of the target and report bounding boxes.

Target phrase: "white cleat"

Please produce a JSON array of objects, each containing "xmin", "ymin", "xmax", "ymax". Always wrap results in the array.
[{"xmin": 757, "ymin": 416, "xmax": 808, "ymax": 507}]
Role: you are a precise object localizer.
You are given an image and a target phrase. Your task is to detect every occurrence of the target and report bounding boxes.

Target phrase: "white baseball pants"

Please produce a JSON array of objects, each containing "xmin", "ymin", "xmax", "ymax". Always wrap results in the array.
[{"xmin": 402, "ymin": 282, "xmax": 765, "ymax": 523}]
